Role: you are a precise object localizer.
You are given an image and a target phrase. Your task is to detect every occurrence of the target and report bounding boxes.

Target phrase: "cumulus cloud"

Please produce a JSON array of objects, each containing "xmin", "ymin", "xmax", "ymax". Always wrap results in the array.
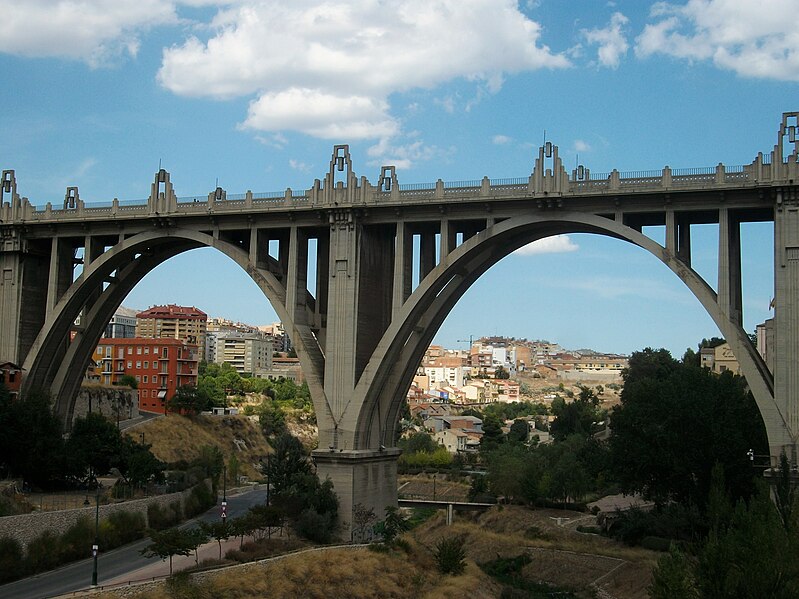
[
  {"xmin": 514, "ymin": 235, "xmax": 580, "ymax": 256},
  {"xmin": 0, "ymin": 0, "xmax": 178, "ymax": 67},
  {"xmin": 156, "ymin": 0, "xmax": 569, "ymax": 151},
  {"xmin": 635, "ymin": 0, "xmax": 799, "ymax": 81},
  {"xmin": 574, "ymin": 139, "xmax": 591, "ymax": 152},
  {"xmin": 493, "ymin": 135, "xmax": 513, "ymax": 145},
  {"xmin": 583, "ymin": 11, "xmax": 629, "ymax": 68}
]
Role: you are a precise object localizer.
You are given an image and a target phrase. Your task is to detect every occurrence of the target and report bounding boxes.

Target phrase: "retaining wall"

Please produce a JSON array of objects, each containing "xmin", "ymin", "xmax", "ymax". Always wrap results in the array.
[{"xmin": 0, "ymin": 480, "xmax": 212, "ymax": 549}]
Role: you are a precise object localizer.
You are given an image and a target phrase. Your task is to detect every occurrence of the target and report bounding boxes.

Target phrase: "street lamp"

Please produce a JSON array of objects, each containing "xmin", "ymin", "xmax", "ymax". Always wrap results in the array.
[
  {"xmin": 221, "ymin": 464, "xmax": 227, "ymax": 523},
  {"xmin": 91, "ymin": 487, "xmax": 100, "ymax": 586}
]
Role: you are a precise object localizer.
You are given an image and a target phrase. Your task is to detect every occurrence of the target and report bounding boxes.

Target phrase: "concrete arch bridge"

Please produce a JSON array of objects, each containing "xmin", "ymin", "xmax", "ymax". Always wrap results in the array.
[{"xmin": 1, "ymin": 112, "xmax": 798, "ymax": 532}]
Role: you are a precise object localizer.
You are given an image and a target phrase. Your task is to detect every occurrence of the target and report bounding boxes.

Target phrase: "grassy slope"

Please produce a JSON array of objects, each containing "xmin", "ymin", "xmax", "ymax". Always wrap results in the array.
[
  {"xmin": 125, "ymin": 415, "xmax": 271, "ymax": 481},
  {"xmin": 97, "ymin": 504, "xmax": 656, "ymax": 599}
]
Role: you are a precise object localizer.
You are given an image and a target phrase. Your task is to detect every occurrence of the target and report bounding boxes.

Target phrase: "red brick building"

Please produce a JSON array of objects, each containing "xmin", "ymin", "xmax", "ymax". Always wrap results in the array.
[
  {"xmin": 0, "ymin": 361, "xmax": 23, "ymax": 400},
  {"xmin": 91, "ymin": 338, "xmax": 199, "ymax": 414}
]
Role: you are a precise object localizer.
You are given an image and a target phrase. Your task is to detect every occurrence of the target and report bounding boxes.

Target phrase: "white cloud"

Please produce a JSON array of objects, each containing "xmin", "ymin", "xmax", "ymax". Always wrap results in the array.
[
  {"xmin": 0, "ymin": 0, "xmax": 178, "ymax": 67},
  {"xmin": 493, "ymin": 135, "xmax": 513, "ymax": 145},
  {"xmin": 582, "ymin": 12, "xmax": 629, "ymax": 69},
  {"xmin": 157, "ymin": 0, "xmax": 570, "ymax": 143},
  {"xmin": 546, "ymin": 274, "xmax": 694, "ymax": 304},
  {"xmin": 635, "ymin": 0, "xmax": 799, "ymax": 81},
  {"xmin": 289, "ymin": 159, "xmax": 311, "ymax": 172},
  {"xmin": 240, "ymin": 88, "xmax": 399, "ymax": 140},
  {"xmin": 366, "ymin": 138, "xmax": 452, "ymax": 170},
  {"xmin": 514, "ymin": 235, "xmax": 580, "ymax": 256},
  {"xmin": 574, "ymin": 139, "xmax": 591, "ymax": 152}
]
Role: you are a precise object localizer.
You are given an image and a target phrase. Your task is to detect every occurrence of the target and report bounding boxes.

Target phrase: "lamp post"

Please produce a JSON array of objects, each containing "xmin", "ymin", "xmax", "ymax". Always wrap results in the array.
[
  {"xmin": 221, "ymin": 464, "xmax": 227, "ymax": 523},
  {"xmin": 91, "ymin": 487, "xmax": 100, "ymax": 586}
]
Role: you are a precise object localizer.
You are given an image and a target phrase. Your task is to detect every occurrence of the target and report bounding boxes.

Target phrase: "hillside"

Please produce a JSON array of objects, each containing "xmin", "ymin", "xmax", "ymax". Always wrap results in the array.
[
  {"xmin": 95, "ymin": 504, "xmax": 656, "ymax": 599},
  {"xmin": 125, "ymin": 414, "xmax": 271, "ymax": 481}
]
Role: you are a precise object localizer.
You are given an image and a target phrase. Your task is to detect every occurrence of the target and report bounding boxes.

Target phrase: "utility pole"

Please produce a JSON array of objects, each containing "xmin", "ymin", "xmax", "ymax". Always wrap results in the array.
[{"xmin": 221, "ymin": 464, "xmax": 227, "ymax": 523}]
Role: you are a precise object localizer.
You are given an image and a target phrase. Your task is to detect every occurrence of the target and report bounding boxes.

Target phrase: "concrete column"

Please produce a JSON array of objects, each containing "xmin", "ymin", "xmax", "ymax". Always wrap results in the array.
[
  {"xmin": 323, "ymin": 212, "xmax": 358, "ymax": 439},
  {"xmin": 313, "ymin": 448, "xmax": 401, "ymax": 541},
  {"xmin": 676, "ymin": 219, "xmax": 692, "ymax": 267},
  {"xmin": 440, "ymin": 218, "xmax": 455, "ymax": 259},
  {"xmin": 46, "ymin": 237, "xmax": 73, "ymax": 319},
  {"xmin": 717, "ymin": 207, "xmax": 743, "ymax": 326},
  {"xmin": 0, "ymin": 247, "xmax": 23, "ymax": 363},
  {"xmin": 392, "ymin": 221, "xmax": 412, "ymax": 317},
  {"xmin": 665, "ymin": 209, "xmax": 677, "ymax": 254},
  {"xmin": 286, "ymin": 226, "xmax": 308, "ymax": 325},
  {"xmin": 774, "ymin": 191, "xmax": 799, "ymax": 463},
  {"xmin": 419, "ymin": 230, "xmax": 436, "ymax": 280}
]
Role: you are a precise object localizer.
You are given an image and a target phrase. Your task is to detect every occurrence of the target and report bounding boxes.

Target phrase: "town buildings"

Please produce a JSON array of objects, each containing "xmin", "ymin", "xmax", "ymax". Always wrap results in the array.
[
  {"xmin": 90, "ymin": 338, "xmax": 199, "ymax": 414},
  {"xmin": 136, "ymin": 304, "xmax": 208, "ymax": 358}
]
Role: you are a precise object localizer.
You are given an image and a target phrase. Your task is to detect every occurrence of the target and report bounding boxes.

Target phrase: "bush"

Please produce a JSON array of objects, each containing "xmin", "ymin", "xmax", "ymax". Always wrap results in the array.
[
  {"xmin": 148, "ymin": 500, "xmax": 183, "ymax": 530},
  {"xmin": 26, "ymin": 530, "xmax": 64, "ymax": 574},
  {"xmin": 184, "ymin": 482, "xmax": 215, "ymax": 518},
  {"xmin": 100, "ymin": 510, "xmax": 146, "ymax": 548},
  {"xmin": 434, "ymin": 535, "xmax": 467, "ymax": 575},
  {"xmin": 0, "ymin": 536, "xmax": 24, "ymax": 583},
  {"xmin": 60, "ymin": 516, "xmax": 94, "ymax": 562},
  {"xmin": 640, "ymin": 536, "xmax": 672, "ymax": 552},
  {"xmin": 295, "ymin": 508, "xmax": 336, "ymax": 543}
]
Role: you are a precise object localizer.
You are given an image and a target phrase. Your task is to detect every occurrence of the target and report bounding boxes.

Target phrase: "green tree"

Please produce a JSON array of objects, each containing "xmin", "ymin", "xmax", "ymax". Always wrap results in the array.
[
  {"xmin": 140, "ymin": 527, "xmax": 196, "ymax": 574},
  {"xmin": 257, "ymin": 400, "xmax": 286, "ymax": 436},
  {"xmin": 610, "ymin": 349, "xmax": 768, "ymax": 508},
  {"xmin": 507, "ymin": 419, "xmax": 529, "ymax": 444},
  {"xmin": 199, "ymin": 520, "xmax": 232, "ymax": 560},
  {"xmin": 118, "ymin": 374, "xmax": 138, "ymax": 389},
  {"xmin": 550, "ymin": 388, "xmax": 598, "ymax": 441},
  {"xmin": 494, "ymin": 365, "xmax": 510, "ymax": 379},
  {"xmin": 398, "ymin": 431, "xmax": 437, "ymax": 454},
  {"xmin": 65, "ymin": 412, "xmax": 124, "ymax": 482},
  {"xmin": 0, "ymin": 388, "xmax": 65, "ymax": 486},
  {"xmin": 118, "ymin": 436, "xmax": 165, "ymax": 488},
  {"xmin": 480, "ymin": 413, "xmax": 504, "ymax": 453},
  {"xmin": 168, "ymin": 385, "xmax": 210, "ymax": 414},
  {"xmin": 264, "ymin": 433, "xmax": 312, "ymax": 496}
]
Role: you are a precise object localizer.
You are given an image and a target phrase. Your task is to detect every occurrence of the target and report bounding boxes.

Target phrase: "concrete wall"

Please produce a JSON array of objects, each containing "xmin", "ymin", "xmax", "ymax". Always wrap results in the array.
[
  {"xmin": 558, "ymin": 370, "xmax": 623, "ymax": 384},
  {"xmin": 0, "ymin": 480, "xmax": 211, "ymax": 550},
  {"xmin": 72, "ymin": 385, "xmax": 139, "ymax": 421}
]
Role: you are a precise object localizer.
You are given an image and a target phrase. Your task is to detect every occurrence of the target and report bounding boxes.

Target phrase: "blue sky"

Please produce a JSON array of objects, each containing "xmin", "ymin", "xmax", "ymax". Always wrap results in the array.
[{"xmin": 1, "ymin": 0, "xmax": 796, "ymax": 356}]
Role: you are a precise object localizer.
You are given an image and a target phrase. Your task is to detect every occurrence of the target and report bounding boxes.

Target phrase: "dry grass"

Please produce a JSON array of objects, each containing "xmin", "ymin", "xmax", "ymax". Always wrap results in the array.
[
  {"xmin": 97, "ymin": 544, "xmax": 500, "ymax": 599},
  {"xmin": 126, "ymin": 415, "xmax": 271, "ymax": 480},
  {"xmin": 93, "ymin": 505, "xmax": 657, "ymax": 599}
]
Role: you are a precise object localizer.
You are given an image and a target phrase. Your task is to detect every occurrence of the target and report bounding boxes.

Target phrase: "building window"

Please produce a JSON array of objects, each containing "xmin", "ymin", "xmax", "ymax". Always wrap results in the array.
[
  {"xmin": 136, "ymin": 361, "xmax": 141, "ymax": 369},
  {"xmin": 137, "ymin": 347, "xmax": 142, "ymax": 355},
  {"xmin": 162, "ymin": 348, "xmax": 168, "ymax": 358},
  {"xmin": 143, "ymin": 375, "xmax": 148, "ymax": 383},
  {"xmin": 135, "ymin": 375, "xmax": 141, "ymax": 382},
  {"xmin": 144, "ymin": 361, "xmax": 149, "ymax": 369},
  {"xmin": 127, "ymin": 361, "xmax": 132, "ymax": 369},
  {"xmin": 142, "ymin": 389, "xmax": 148, "ymax": 398},
  {"xmin": 144, "ymin": 347, "xmax": 149, "ymax": 354},
  {"xmin": 127, "ymin": 347, "xmax": 133, "ymax": 355}
]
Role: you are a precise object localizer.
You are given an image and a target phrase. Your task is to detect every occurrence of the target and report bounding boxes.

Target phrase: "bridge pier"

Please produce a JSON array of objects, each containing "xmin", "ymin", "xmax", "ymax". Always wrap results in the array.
[{"xmin": 312, "ymin": 447, "xmax": 401, "ymax": 541}]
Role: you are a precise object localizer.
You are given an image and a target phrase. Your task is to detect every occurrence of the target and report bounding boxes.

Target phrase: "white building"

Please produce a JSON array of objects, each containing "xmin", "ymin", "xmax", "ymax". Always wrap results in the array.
[{"xmin": 214, "ymin": 332, "xmax": 273, "ymax": 376}]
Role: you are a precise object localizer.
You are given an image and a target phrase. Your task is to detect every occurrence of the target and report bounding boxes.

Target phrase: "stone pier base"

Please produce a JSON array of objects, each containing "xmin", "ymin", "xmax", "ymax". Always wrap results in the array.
[{"xmin": 312, "ymin": 447, "xmax": 401, "ymax": 542}]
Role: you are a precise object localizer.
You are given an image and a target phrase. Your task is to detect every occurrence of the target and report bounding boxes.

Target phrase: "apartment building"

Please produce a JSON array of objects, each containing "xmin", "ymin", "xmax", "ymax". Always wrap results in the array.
[
  {"xmin": 91, "ymin": 338, "xmax": 199, "ymax": 414},
  {"xmin": 104, "ymin": 306, "xmax": 138, "ymax": 338},
  {"xmin": 136, "ymin": 304, "xmax": 208, "ymax": 358},
  {"xmin": 214, "ymin": 331, "xmax": 273, "ymax": 376}
]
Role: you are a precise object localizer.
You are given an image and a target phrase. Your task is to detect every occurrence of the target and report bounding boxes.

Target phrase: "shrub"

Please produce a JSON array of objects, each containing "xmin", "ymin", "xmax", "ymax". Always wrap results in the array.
[
  {"xmin": 148, "ymin": 500, "xmax": 182, "ymax": 530},
  {"xmin": 641, "ymin": 536, "xmax": 672, "ymax": 552},
  {"xmin": 0, "ymin": 537, "xmax": 24, "ymax": 583},
  {"xmin": 100, "ymin": 510, "xmax": 146, "ymax": 548},
  {"xmin": 295, "ymin": 508, "xmax": 336, "ymax": 543},
  {"xmin": 184, "ymin": 482, "xmax": 215, "ymax": 518},
  {"xmin": 60, "ymin": 516, "xmax": 94, "ymax": 562},
  {"xmin": 434, "ymin": 535, "xmax": 467, "ymax": 575},
  {"xmin": 26, "ymin": 530, "xmax": 64, "ymax": 574}
]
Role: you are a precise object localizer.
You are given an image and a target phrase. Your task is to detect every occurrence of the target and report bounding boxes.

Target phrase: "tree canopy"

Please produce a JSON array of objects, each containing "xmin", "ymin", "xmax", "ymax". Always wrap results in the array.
[{"xmin": 609, "ymin": 348, "xmax": 768, "ymax": 507}]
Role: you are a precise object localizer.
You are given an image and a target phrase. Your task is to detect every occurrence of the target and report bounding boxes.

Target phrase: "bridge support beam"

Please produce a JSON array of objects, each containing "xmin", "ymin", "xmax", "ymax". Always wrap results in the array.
[
  {"xmin": 312, "ymin": 447, "xmax": 401, "ymax": 541},
  {"xmin": 774, "ymin": 188, "xmax": 799, "ymax": 462}
]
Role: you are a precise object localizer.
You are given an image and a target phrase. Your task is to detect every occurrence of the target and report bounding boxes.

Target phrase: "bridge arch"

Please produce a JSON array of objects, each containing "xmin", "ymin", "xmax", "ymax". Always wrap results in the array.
[
  {"xmin": 354, "ymin": 211, "xmax": 786, "ymax": 455},
  {"xmin": 21, "ymin": 228, "xmax": 328, "ymax": 427}
]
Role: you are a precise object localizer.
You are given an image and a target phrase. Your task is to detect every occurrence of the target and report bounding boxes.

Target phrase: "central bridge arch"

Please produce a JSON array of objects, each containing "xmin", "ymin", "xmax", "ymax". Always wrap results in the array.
[{"xmin": 353, "ymin": 211, "xmax": 783, "ymax": 457}]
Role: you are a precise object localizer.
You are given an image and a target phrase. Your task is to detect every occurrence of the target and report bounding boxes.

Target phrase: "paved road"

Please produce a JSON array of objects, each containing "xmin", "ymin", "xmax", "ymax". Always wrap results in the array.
[{"xmin": 0, "ymin": 486, "xmax": 268, "ymax": 599}]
